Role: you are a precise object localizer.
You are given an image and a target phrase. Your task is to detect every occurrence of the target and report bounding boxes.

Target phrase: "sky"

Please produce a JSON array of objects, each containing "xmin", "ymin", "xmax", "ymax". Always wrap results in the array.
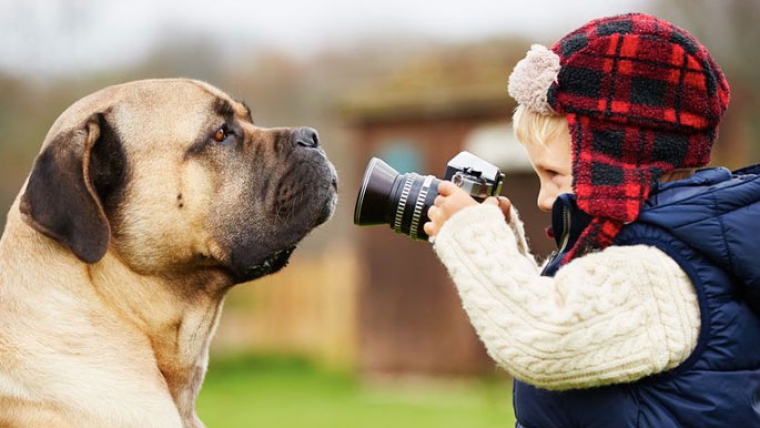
[{"xmin": 0, "ymin": 0, "xmax": 650, "ymax": 77}]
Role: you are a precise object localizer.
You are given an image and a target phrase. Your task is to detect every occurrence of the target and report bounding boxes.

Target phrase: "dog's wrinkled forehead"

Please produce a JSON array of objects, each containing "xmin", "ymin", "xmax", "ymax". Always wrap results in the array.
[
  {"xmin": 42, "ymin": 79, "xmax": 250, "ymax": 150},
  {"xmin": 192, "ymin": 80, "xmax": 253, "ymax": 122}
]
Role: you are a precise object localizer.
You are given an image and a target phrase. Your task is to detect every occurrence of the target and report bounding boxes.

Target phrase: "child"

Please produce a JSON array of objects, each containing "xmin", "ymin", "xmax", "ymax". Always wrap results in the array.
[{"xmin": 423, "ymin": 13, "xmax": 760, "ymax": 428}]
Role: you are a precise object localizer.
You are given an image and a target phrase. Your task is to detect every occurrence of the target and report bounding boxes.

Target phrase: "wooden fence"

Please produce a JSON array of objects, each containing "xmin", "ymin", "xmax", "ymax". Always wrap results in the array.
[{"xmin": 211, "ymin": 242, "xmax": 360, "ymax": 370}]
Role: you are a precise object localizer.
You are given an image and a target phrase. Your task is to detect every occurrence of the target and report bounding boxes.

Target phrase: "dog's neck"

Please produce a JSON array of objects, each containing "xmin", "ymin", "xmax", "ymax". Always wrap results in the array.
[
  {"xmin": 1, "ymin": 206, "xmax": 233, "ymax": 427},
  {"xmin": 89, "ymin": 251, "xmax": 233, "ymax": 424}
]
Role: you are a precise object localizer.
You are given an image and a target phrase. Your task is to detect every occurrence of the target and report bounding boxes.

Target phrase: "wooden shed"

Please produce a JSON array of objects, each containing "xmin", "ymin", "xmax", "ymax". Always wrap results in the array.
[{"xmin": 341, "ymin": 42, "xmax": 555, "ymax": 376}]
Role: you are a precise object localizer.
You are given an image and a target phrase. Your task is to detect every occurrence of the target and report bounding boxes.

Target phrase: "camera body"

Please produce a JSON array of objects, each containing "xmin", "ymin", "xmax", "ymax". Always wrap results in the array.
[
  {"xmin": 354, "ymin": 151, "xmax": 505, "ymax": 241},
  {"xmin": 443, "ymin": 151, "xmax": 505, "ymax": 202}
]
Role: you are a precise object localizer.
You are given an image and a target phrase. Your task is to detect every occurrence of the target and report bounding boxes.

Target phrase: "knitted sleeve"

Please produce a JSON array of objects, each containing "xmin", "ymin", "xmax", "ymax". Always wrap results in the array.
[{"xmin": 433, "ymin": 204, "xmax": 700, "ymax": 390}]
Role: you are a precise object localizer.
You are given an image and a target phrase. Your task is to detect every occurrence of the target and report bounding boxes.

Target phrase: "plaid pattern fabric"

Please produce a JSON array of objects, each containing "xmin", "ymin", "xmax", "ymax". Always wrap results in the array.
[{"xmin": 544, "ymin": 13, "xmax": 730, "ymax": 262}]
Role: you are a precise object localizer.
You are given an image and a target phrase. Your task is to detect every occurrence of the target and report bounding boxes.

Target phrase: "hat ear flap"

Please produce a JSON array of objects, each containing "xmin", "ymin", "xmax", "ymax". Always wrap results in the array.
[{"xmin": 20, "ymin": 113, "xmax": 120, "ymax": 264}]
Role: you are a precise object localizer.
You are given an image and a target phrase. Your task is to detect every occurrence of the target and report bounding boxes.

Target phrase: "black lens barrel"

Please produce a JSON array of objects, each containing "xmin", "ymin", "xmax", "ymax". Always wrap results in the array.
[
  {"xmin": 354, "ymin": 158, "xmax": 439, "ymax": 241},
  {"xmin": 354, "ymin": 158, "xmax": 398, "ymax": 226},
  {"xmin": 389, "ymin": 173, "xmax": 439, "ymax": 240}
]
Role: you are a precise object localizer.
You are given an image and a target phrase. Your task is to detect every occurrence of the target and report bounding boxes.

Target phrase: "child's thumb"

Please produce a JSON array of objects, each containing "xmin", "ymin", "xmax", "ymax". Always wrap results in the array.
[{"xmin": 483, "ymin": 197, "xmax": 499, "ymax": 206}]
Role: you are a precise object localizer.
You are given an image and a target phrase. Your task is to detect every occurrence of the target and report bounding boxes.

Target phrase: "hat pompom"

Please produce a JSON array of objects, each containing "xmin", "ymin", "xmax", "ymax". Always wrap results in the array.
[{"xmin": 507, "ymin": 44, "xmax": 561, "ymax": 115}]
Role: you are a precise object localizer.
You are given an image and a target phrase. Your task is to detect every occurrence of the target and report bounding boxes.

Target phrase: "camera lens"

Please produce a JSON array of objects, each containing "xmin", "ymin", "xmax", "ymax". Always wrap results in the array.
[{"xmin": 354, "ymin": 158, "xmax": 439, "ymax": 241}]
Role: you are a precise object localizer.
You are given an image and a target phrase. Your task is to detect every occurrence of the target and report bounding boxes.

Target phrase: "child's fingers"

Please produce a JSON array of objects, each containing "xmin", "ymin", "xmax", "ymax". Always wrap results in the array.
[
  {"xmin": 427, "ymin": 205, "xmax": 440, "ymax": 221},
  {"xmin": 436, "ymin": 180, "xmax": 457, "ymax": 196},
  {"xmin": 497, "ymin": 196, "xmax": 512, "ymax": 221},
  {"xmin": 423, "ymin": 221, "xmax": 436, "ymax": 238},
  {"xmin": 483, "ymin": 197, "xmax": 499, "ymax": 206}
]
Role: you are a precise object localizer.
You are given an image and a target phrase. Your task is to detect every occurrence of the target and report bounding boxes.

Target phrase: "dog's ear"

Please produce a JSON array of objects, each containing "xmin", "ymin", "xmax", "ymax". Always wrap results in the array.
[{"xmin": 20, "ymin": 112, "xmax": 125, "ymax": 264}]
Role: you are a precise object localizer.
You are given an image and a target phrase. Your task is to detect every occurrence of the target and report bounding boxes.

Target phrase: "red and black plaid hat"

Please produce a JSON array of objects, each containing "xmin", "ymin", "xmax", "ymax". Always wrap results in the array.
[{"xmin": 509, "ymin": 13, "xmax": 730, "ymax": 261}]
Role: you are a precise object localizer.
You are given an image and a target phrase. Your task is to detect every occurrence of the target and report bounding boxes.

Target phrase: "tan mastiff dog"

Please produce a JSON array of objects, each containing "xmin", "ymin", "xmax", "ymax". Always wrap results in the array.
[{"xmin": 0, "ymin": 79, "xmax": 338, "ymax": 427}]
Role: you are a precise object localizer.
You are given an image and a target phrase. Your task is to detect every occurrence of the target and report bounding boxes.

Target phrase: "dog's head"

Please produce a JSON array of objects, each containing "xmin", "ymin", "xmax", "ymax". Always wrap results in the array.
[{"xmin": 19, "ymin": 79, "xmax": 338, "ymax": 284}]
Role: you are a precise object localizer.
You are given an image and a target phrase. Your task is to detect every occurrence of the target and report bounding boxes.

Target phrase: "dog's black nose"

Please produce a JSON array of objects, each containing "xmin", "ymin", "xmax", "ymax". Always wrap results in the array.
[{"xmin": 294, "ymin": 127, "xmax": 320, "ymax": 148}]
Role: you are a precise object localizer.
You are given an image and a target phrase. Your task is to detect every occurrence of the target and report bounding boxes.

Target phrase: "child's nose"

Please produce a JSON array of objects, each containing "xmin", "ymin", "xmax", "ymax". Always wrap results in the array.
[{"xmin": 537, "ymin": 188, "xmax": 555, "ymax": 212}]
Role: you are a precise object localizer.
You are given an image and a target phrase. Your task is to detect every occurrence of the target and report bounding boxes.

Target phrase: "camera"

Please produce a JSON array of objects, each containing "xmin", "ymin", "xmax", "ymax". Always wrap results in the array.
[{"xmin": 353, "ymin": 151, "xmax": 505, "ymax": 241}]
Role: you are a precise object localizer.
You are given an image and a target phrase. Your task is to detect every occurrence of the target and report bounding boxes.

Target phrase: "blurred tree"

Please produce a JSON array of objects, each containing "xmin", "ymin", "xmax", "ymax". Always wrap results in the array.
[{"xmin": 655, "ymin": 0, "xmax": 760, "ymax": 164}]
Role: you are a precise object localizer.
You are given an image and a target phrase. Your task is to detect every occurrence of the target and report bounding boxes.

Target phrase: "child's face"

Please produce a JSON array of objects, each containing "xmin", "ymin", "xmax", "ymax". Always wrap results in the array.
[{"xmin": 524, "ymin": 130, "xmax": 573, "ymax": 212}]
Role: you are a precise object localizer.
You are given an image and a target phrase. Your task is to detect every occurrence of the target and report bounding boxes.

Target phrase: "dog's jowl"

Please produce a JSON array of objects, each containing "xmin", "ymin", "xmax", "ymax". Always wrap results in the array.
[{"xmin": 0, "ymin": 79, "xmax": 338, "ymax": 428}]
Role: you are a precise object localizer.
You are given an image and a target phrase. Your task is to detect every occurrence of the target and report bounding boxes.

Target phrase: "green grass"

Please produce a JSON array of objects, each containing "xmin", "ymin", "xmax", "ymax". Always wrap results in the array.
[{"xmin": 197, "ymin": 355, "xmax": 515, "ymax": 428}]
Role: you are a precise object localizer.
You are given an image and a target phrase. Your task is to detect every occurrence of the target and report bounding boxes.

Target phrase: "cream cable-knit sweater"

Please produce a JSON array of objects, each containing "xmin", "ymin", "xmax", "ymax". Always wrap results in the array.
[{"xmin": 433, "ymin": 204, "xmax": 700, "ymax": 391}]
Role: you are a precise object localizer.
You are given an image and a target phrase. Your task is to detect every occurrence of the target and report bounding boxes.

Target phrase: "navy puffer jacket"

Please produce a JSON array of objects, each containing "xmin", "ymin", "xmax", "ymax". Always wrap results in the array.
[{"xmin": 515, "ymin": 166, "xmax": 760, "ymax": 428}]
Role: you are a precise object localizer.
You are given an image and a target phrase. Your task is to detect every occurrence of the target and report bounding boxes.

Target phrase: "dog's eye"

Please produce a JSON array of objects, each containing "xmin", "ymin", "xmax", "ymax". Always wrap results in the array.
[{"xmin": 212, "ymin": 124, "xmax": 233, "ymax": 144}]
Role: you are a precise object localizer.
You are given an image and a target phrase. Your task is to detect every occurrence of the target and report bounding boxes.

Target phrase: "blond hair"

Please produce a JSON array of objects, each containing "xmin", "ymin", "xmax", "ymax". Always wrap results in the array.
[
  {"xmin": 512, "ymin": 104, "xmax": 567, "ymax": 146},
  {"xmin": 512, "ymin": 104, "xmax": 694, "ymax": 183}
]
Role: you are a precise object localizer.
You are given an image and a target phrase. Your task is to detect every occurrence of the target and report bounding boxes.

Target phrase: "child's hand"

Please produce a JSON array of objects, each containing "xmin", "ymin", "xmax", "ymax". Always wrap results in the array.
[
  {"xmin": 424, "ymin": 181, "xmax": 512, "ymax": 240},
  {"xmin": 490, "ymin": 196, "xmax": 512, "ymax": 222}
]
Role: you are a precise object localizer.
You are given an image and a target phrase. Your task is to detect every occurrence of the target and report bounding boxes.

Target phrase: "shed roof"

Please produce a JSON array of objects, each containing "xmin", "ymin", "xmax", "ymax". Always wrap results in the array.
[{"xmin": 339, "ymin": 40, "xmax": 526, "ymax": 123}]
